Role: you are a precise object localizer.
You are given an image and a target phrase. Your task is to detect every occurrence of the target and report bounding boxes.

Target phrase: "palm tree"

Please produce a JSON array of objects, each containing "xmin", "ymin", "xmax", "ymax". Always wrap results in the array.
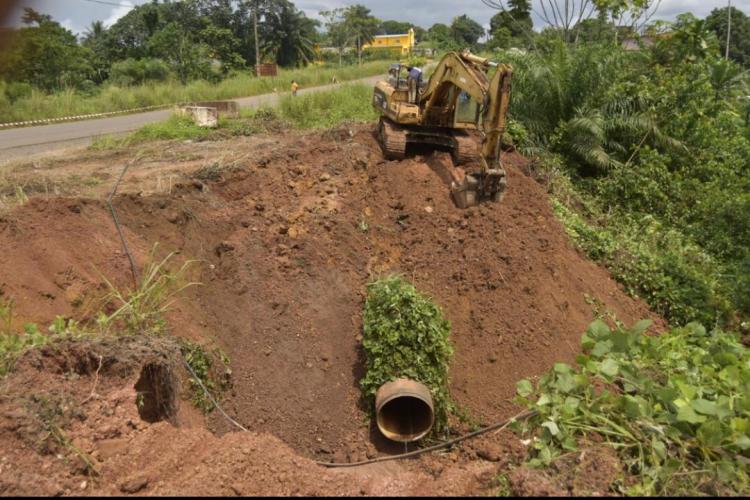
[
  {"xmin": 83, "ymin": 20, "xmax": 105, "ymax": 44},
  {"xmin": 708, "ymin": 58, "xmax": 749, "ymax": 101},
  {"xmin": 257, "ymin": 0, "xmax": 319, "ymax": 67},
  {"xmin": 506, "ymin": 43, "xmax": 682, "ymax": 175},
  {"xmin": 343, "ymin": 5, "xmax": 379, "ymax": 66}
]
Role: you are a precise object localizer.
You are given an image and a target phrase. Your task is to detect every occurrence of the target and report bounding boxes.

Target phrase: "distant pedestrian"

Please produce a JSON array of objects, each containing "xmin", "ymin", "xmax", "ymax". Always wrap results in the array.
[
  {"xmin": 331, "ymin": 75, "xmax": 338, "ymax": 84},
  {"xmin": 291, "ymin": 80, "xmax": 299, "ymax": 96}
]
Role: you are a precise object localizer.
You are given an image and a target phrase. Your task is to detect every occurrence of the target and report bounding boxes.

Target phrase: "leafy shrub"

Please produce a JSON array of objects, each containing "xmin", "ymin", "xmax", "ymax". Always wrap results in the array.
[
  {"xmin": 180, "ymin": 340, "xmax": 232, "ymax": 413},
  {"xmin": 0, "ymin": 299, "xmax": 84, "ymax": 377},
  {"xmin": 109, "ymin": 58, "xmax": 171, "ymax": 86},
  {"xmin": 4, "ymin": 81, "xmax": 33, "ymax": 103},
  {"xmin": 552, "ymin": 200, "xmax": 732, "ymax": 326},
  {"xmin": 360, "ymin": 275, "xmax": 454, "ymax": 433},
  {"xmin": 514, "ymin": 319, "xmax": 750, "ymax": 496}
]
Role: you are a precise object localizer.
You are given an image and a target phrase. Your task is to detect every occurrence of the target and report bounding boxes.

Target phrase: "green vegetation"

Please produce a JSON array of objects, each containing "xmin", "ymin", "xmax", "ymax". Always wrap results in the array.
[
  {"xmin": 360, "ymin": 275, "xmax": 454, "ymax": 433},
  {"xmin": 514, "ymin": 319, "xmax": 750, "ymax": 495},
  {"xmin": 0, "ymin": 1, "xmax": 320, "ymax": 93},
  {"xmin": 0, "ymin": 62, "xmax": 386, "ymax": 124},
  {"xmin": 0, "ymin": 246, "xmax": 232, "ymax": 415},
  {"xmin": 497, "ymin": 17, "xmax": 750, "ymax": 328},
  {"xmin": 180, "ymin": 340, "xmax": 232, "ymax": 413},
  {"xmin": 96, "ymin": 246, "xmax": 199, "ymax": 336},
  {"xmin": 0, "ymin": 247, "xmax": 198, "ymax": 374},
  {"xmin": 0, "ymin": 298, "xmax": 89, "ymax": 376},
  {"xmin": 279, "ymin": 83, "xmax": 377, "ymax": 128},
  {"xmin": 92, "ymin": 82, "xmax": 377, "ymax": 149}
]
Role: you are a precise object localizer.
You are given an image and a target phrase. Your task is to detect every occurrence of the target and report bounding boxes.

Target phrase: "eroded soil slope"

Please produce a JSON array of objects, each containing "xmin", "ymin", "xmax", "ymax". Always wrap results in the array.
[{"xmin": 0, "ymin": 124, "xmax": 661, "ymax": 494}]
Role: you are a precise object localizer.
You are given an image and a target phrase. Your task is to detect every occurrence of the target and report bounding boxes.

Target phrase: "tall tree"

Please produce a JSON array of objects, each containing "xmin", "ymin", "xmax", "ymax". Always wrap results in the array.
[
  {"xmin": 0, "ymin": 8, "xmax": 92, "ymax": 91},
  {"xmin": 426, "ymin": 22, "xmax": 454, "ymax": 49},
  {"xmin": 378, "ymin": 20, "xmax": 411, "ymax": 36},
  {"xmin": 449, "ymin": 15, "xmax": 485, "ymax": 48},
  {"xmin": 483, "ymin": 0, "xmax": 661, "ymax": 43},
  {"xmin": 148, "ymin": 21, "xmax": 212, "ymax": 83},
  {"xmin": 489, "ymin": 0, "xmax": 534, "ymax": 48},
  {"xmin": 343, "ymin": 4, "xmax": 380, "ymax": 66},
  {"xmin": 82, "ymin": 20, "xmax": 110, "ymax": 83},
  {"xmin": 706, "ymin": 6, "xmax": 750, "ymax": 67},
  {"xmin": 321, "ymin": 8, "xmax": 349, "ymax": 66},
  {"xmin": 260, "ymin": 0, "xmax": 319, "ymax": 67}
]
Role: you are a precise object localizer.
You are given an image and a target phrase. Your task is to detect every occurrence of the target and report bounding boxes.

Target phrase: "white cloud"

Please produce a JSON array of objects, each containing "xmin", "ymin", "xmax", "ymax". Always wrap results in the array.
[
  {"xmin": 103, "ymin": 0, "xmax": 134, "ymax": 28},
  {"xmin": 294, "ymin": 0, "xmax": 750, "ymax": 29},
  {"xmin": 59, "ymin": 17, "xmax": 76, "ymax": 33}
]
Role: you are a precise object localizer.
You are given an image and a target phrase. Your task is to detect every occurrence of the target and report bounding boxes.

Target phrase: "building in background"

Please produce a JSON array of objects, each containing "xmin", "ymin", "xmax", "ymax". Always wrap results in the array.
[{"xmin": 362, "ymin": 28, "xmax": 415, "ymax": 56}]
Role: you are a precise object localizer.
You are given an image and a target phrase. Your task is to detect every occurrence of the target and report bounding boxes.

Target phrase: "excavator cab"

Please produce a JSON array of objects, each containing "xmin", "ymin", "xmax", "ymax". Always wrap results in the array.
[{"xmin": 372, "ymin": 50, "xmax": 513, "ymax": 208}]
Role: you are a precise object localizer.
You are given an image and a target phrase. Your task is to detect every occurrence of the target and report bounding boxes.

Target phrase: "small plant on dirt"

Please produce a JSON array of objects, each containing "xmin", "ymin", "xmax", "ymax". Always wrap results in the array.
[
  {"xmin": 0, "ymin": 295, "xmax": 93, "ymax": 377},
  {"xmin": 96, "ymin": 245, "xmax": 200, "ymax": 336},
  {"xmin": 513, "ymin": 319, "xmax": 750, "ymax": 496},
  {"xmin": 357, "ymin": 215, "xmax": 369, "ymax": 232},
  {"xmin": 28, "ymin": 394, "xmax": 99, "ymax": 477},
  {"xmin": 180, "ymin": 340, "xmax": 232, "ymax": 413},
  {"xmin": 360, "ymin": 274, "xmax": 454, "ymax": 435},
  {"xmin": 193, "ymin": 160, "xmax": 225, "ymax": 181},
  {"xmin": 493, "ymin": 473, "xmax": 512, "ymax": 497},
  {"xmin": 0, "ymin": 299, "xmax": 53, "ymax": 376}
]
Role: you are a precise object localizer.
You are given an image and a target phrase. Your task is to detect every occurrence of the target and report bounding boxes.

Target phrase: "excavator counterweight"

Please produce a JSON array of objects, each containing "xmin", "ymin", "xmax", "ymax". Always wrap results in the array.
[{"xmin": 372, "ymin": 50, "xmax": 513, "ymax": 208}]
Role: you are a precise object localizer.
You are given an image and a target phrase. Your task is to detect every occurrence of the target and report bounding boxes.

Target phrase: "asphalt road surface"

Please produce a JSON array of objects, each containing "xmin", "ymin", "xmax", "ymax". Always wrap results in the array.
[{"xmin": 0, "ymin": 74, "xmax": 384, "ymax": 164}]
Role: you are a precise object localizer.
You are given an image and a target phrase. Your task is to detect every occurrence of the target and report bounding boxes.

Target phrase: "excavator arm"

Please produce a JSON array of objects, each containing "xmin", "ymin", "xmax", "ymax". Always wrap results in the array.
[{"xmin": 419, "ymin": 51, "xmax": 513, "ymax": 206}]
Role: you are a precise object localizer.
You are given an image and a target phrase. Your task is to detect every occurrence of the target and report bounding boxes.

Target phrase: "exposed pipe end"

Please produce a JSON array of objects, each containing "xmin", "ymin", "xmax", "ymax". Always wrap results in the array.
[{"xmin": 375, "ymin": 378, "xmax": 435, "ymax": 443}]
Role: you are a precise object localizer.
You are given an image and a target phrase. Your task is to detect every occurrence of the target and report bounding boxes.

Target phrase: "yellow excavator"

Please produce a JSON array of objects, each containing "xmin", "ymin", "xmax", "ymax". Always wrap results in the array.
[{"xmin": 372, "ymin": 50, "xmax": 513, "ymax": 208}]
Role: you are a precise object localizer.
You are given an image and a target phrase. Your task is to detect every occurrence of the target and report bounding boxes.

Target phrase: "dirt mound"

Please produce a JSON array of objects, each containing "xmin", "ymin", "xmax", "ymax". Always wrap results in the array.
[
  {"xmin": 0, "ymin": 336, "xmax": 518, "ymax": 496},
  {"xmin": 0, "ymin": 124, "xmax": 662, "ymax": 492}
]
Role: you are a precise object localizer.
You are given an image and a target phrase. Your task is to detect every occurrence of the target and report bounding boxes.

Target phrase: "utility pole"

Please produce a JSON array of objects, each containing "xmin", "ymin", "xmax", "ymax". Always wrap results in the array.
[
  {"xmin": 251, "ymin": 0, "xmax": 260, "ymax": 73},
  {"xmin": 726, "ymin": 0, "xmax": 732, "ymax": 60}
]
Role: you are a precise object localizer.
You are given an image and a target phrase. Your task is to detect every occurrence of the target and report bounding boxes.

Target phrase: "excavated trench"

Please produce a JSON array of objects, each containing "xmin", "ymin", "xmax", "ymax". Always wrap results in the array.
[{"xmin": 0, "ymin": 125, "xmax": 661, "ymax": 463}]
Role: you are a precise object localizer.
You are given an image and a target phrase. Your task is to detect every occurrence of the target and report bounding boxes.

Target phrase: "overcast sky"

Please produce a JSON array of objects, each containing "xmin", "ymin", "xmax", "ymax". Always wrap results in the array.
[{"xmin": 3, "ymin": 0, "xmax": 748, "ymax": 35}]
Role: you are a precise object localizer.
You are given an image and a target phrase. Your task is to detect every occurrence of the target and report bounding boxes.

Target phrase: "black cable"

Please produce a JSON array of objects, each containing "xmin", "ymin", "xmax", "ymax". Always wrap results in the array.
[
  {"xmin": 107, "ymin": 161, "xmax": 140, "ymax": 289},
  {"xmin": 78, "ymin": 0, "xmax": 138, "ymax": 9},
  {"xmin": 313, "ymin": 410, "xmax": 537, "ymax": 468}
]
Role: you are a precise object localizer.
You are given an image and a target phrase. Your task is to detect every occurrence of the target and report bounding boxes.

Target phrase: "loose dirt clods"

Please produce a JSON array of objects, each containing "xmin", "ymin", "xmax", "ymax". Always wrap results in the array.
[{"xmin": 0, "ymin": 124, "xmax": 663, "ymax": 495}]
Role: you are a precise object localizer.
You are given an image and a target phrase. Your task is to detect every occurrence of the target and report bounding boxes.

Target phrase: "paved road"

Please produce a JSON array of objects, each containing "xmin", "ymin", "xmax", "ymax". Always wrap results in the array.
[{"xmin": 0, "ymin": 74, "xmax": 384, "ymax": 163}]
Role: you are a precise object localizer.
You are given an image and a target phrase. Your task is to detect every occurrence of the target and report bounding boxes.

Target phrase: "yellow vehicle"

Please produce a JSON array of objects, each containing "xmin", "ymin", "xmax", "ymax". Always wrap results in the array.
[{"xmin": 372, "ymin": 50, "xmax": 513, "ymax": 208}]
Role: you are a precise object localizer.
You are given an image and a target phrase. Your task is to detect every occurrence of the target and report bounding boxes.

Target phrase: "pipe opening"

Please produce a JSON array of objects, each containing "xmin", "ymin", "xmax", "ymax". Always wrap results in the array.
[
  {"xmin": 375, "ymin": 379, "xmax": 435, "ymax": 442},
  {"xmin": 378, "ymin": 396, "xmax": 434, "ymax": 442}
]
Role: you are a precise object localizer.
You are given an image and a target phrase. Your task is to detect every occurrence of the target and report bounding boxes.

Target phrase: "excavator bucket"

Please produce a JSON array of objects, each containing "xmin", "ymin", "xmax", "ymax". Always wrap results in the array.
[{"xmin": 450, "ymin": 169, "xmax": 507, "ymax": 209}]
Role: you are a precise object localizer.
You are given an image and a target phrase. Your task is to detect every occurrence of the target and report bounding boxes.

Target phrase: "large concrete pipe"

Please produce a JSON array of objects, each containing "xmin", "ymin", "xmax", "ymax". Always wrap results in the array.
[{"xmin": 375, "ymin": 378, "xmax": 435, "ymax": 442}]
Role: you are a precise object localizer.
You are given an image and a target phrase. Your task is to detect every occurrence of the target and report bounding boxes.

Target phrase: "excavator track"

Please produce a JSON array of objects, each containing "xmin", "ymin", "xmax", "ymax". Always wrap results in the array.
[
  {"xmin": 378, "ymin": 117, "xmax": 407, "ymax": 160},
  {"xmin": 451, "ymin": 131, "xmax": 481, "ymax": 166}
]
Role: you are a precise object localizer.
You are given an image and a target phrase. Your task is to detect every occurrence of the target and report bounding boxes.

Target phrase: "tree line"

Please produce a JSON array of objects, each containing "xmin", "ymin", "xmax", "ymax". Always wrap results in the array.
[
  {"xmin": 1, "ymin": 0, "xmax": 748, "ymax": 97},
  {"xmin": 0, "ymin": 0, "xmax": 481, "ymax": 95}
]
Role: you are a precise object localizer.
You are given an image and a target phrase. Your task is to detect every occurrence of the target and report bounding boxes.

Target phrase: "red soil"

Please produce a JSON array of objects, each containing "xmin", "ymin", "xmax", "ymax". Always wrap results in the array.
[{"xmin": 0, "ymin": 125, "xmax": 662, "ymax": 495}]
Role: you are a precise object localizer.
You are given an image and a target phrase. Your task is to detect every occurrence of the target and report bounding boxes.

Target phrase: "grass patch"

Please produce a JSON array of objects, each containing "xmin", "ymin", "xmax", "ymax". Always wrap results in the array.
[
  {"xmin": 278, "ymin": 83, "xmax": 377, "ymax": 129},
  {"xmin": 92, "ymin": 83, "xmax": 379, "ymax": 150},
  {"xmin": 1, "ymin": 62, "xmax": 386, "ymax": 124},
  {"xmin": 360, "ymin": 275, "xmax": 454, "ymax": 435},
  {"xmin": 1, "ymin": 245, "xmax": 199, "ymax": 376},
  {"xmin": 95, "ymin": 245, "xmax": 200, "ymax": 336},
  {"xmin": 514, "ymin": 319, "xmax": 750, "ymax": 496},
  {"xmin": 90, "ymin": 114, "xmax": 215, "ymax": 150}
]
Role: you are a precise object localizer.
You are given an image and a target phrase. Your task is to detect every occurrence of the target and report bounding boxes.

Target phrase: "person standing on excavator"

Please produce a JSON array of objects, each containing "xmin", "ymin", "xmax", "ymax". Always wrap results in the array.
[{"xmin": 407, "ymin": 65, "xmax": 422, "ymax": 104}]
